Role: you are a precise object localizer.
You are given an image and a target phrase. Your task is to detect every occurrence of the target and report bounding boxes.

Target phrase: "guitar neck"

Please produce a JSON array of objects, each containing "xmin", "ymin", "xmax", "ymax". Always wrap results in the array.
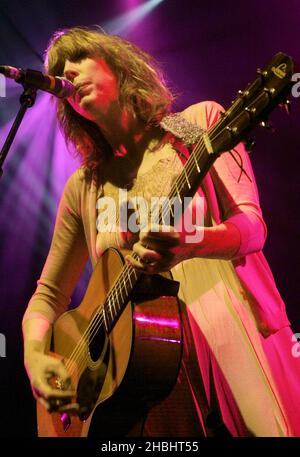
[
  {"xmin": 103, "ymin": 133, "xmax": 220, "ymax": 334},
  {"xmin": 102, "ymin": 261, "xmax": 142, "ymax": 334},
  {"xmin": 86, "ymin": 50, "xmax": 296, "ymax": 352},
  {"xmin": 160, "ymin": 135, "xmax": 219, "ymax": 225}
]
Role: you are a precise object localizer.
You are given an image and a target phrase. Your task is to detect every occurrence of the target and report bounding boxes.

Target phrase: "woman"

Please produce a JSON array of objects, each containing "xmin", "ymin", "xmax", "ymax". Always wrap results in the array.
[{"xmin": 22, "ymin": 26, "xmax": 300, "ymax": 437}]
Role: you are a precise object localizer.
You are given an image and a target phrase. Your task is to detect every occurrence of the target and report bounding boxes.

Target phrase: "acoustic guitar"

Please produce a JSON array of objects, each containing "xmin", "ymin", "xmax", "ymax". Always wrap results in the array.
[{"xmin": 37, "ymin": 52, "xmax": 296, "ymax": 436}]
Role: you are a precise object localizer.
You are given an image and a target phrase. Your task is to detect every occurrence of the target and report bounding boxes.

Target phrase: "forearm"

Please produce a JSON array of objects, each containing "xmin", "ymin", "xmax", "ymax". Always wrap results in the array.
[
  {"xmin": 22, "ymin": 308, "xmax": 76, "ymax": 407},
  {"xmin": 192, "ymin": 221, "xmax": 241, "ymax": 260},
  {"xmin": 22, "ymin": 309, "xmax": 53, "ymax": 359},
  {"xmin": 128, "ymin": 221, "xmax": 242, "ymax": 273}
]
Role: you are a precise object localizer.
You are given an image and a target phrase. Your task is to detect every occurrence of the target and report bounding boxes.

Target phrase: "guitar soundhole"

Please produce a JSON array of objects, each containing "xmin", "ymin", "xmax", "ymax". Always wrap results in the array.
[{"xmin": 88, "ymin": 310, "xmax": 107, "ymax": 363}]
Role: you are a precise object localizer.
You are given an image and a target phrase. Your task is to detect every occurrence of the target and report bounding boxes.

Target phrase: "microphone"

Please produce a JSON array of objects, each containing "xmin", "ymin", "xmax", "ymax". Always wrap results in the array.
[{"xmin": 0, "ymin": 65, "xmax": 75, "ymax": 98}]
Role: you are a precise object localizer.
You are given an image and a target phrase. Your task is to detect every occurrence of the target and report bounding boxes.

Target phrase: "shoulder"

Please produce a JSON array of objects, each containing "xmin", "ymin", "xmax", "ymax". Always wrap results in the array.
[
  {"xmin": 181, "ymin": 100, "xmax": 225, "ymax": 129},
  {"xmin": 61, "ymin": 167, "xmax": 92, "ymax": 214},
  {"xmin": 63, "ymin": 167, "xmax": 90, "ymax": 194}
]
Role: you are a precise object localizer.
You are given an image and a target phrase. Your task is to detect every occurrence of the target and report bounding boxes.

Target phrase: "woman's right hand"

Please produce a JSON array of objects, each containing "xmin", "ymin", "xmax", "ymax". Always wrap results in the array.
[{"xmin": 24, "ymin": 350, "xmax": 78, "ymax": 413}]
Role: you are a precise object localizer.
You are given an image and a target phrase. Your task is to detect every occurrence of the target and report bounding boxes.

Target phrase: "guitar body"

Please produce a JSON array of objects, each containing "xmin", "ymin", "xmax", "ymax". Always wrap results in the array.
[{"xmin": 37, "ymin": 248, "xmax": 183, "ymax": 437}]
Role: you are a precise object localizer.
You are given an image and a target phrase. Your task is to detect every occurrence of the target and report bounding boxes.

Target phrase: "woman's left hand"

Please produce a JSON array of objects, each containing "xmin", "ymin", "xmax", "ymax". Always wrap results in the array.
[{"xmin": 125, "ymin": 224, "xmax": 196, "ymax": 274}]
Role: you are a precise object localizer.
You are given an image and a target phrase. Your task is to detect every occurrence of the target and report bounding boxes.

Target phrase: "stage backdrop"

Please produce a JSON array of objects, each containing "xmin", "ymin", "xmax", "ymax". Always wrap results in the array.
[{"xmin": 0, "ymin": 0, "xmax": 299, "ymax": 436}]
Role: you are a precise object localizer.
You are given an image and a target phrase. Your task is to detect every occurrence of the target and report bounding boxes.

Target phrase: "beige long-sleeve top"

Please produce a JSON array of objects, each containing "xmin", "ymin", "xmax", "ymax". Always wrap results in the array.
[{"xmin": 23, "ymin": 101, "xmax": 290, "ymax": 336}]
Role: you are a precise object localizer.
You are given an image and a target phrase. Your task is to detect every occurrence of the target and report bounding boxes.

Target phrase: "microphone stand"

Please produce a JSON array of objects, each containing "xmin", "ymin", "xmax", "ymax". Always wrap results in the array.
[{"xmin": 0, "ymin": 84, "xmax": 37, "ymax": 178}]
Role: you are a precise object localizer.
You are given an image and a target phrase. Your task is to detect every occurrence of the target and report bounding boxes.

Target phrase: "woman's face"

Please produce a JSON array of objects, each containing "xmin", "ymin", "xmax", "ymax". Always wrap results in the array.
[{"xmin": 63, "ymin": 57, "xmax": 120, "ymax": 121}]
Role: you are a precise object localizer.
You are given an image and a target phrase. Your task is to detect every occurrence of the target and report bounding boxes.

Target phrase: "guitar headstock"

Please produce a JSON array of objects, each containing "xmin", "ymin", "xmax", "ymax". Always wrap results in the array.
[{"xmin": 209, "ymin": 52, "xmax": 296, "ymax": 154}]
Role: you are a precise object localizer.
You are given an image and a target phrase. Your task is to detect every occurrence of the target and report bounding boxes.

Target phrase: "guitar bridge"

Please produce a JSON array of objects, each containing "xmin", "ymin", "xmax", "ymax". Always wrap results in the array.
[{"xmin": 131, "ymin": 273, "xmax": 180, "ymax": 300}]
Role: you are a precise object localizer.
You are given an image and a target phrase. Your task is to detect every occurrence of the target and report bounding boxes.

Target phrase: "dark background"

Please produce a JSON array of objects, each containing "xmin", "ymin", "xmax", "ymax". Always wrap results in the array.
[{"xmin": 0, "ymin": 0, "xmax": 299, "ymax": 437}]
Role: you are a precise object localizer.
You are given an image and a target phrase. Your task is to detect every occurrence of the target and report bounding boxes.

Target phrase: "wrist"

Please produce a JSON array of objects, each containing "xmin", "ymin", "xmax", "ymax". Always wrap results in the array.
[
  {"xmin": 192, "ymin": 223, "xmax": 241, "ymax": 260},
  {"xmin": 24, "ymin": 340, "xmax": 46, "ymax": 359}
]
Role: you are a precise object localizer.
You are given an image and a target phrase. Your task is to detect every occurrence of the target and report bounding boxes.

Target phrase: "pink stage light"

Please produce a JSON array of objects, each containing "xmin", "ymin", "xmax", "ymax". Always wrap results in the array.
[{"xmin": 104, "ymin": 0, "xmax": 164, "ymax": 35}]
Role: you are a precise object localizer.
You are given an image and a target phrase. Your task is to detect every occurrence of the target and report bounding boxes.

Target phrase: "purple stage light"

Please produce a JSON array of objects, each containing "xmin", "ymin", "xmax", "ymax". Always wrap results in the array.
[{"xmin": 104, "ymin": 0, "xmax": 164, "ymax": 35}]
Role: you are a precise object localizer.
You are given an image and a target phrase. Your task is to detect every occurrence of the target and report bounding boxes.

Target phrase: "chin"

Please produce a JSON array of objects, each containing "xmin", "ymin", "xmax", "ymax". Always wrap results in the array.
[{"xmin": 77, "ymin": 98, "xmax": 99, "ymax": 121}]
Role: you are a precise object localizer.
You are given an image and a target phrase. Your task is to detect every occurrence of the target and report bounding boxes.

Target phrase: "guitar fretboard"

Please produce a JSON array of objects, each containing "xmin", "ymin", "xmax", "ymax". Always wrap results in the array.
[
  {"xmin": 94, "ymin": 51, "xmax": 296, "ymax": 335},
  {"xmin": 101, "ymin": 133, "xmax": 219, "ymax": 334}
]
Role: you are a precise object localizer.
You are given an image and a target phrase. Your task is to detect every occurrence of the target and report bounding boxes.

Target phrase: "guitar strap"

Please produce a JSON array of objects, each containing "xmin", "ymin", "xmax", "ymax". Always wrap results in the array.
[
  {"xmin": 160, "ymin": 112, "xmax": 204, "ymax": 147},
  {"xmin": 160, "ymin": 111, "xmax": 250, "ymax": 181}
]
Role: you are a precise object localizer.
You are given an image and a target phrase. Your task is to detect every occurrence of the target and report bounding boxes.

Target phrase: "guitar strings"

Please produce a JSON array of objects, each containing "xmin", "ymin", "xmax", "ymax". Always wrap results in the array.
[
  {"xmin": 64, "ymin": 122, "xmax": 221, "ymax": 376},
  {"xmin": 64, "ymin": 151, "xmax": 182, "ymax": 375},
  {"xmin": 64, "ymin": 115, "xmax": 232, "ymax": 377},
  {"xmin": 65, "ymin": 88, "xmax": 270, "ymax": 377},
  {"xmin": 64, "ymin": 151, "xmax": 180, "ymax": 375},
  {"xmin": 102, "ymin": 147, "xmax": 185, "ymax": 332},
  {"xmin": 63, "ymin": 69, "xmax": 288, "ymax": 377}
]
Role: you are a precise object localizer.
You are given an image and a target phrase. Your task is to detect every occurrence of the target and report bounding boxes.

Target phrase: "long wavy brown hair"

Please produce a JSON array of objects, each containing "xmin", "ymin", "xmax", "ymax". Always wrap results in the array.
[{"xmin": 44, "ymin": 26, "xmax": 175, "ymax": 177}]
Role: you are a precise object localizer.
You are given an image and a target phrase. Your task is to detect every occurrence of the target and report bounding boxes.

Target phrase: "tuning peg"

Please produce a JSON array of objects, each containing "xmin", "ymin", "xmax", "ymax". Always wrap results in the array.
[
  {"xmin": 243, "ymin": 138, "xmax": 256, "ymax": 152},
  {"xmin": 263, "ymin": 87, "xmax": 276, "ymax": 96},
  {"xmin": 279, "ymin": 99, "xmax": 291, "ymax": 114},
  {"xmin": 257, "ymin": 68, "xmax": 268, "ymax": 80},
  {"xmin": 237, "ymin": 89, "xmax": 250, "ymax": 99},
  {"xmin": 259, "ymin": 120, "xmax": 275, "ymax": 133}
]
